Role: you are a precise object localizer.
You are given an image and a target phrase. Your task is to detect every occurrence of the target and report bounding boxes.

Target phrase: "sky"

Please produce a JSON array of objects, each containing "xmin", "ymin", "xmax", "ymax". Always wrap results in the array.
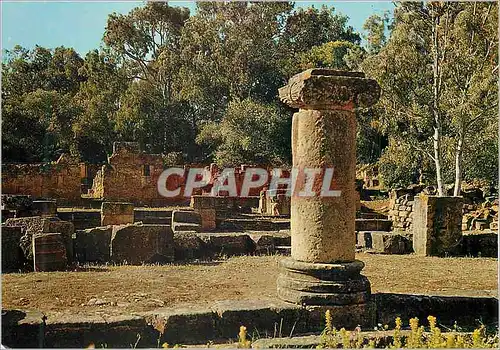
[{"xmin": 1, "ymin": 1, "xmax": 395, "ymax": 56}]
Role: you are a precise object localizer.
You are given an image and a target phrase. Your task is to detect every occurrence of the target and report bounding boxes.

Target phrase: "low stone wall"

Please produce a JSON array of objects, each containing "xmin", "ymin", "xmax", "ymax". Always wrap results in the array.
[
  {"xmin": 388, "ymin": 194, "xmax": 414, "ymax": 231},
  {"xmin": 2, "ymin": 294, "xmax": 497, "ymax": 347},
  {"xmin": 2, "ymin": 154, "xmax": 83, "ymax": 205}
]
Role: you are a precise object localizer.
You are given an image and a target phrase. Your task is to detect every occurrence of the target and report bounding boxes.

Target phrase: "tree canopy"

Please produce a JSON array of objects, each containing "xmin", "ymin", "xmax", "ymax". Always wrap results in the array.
[{"xmin": 2, "ymin": 1, "xmax": 498, "ymax": 191}]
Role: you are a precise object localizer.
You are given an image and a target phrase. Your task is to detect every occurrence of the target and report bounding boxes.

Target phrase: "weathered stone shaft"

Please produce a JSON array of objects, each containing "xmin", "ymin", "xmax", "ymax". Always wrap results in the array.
[
  {"xmin": 277, "ymin": 69, "xmax": 380, "ymax": 310},
  {"xmin": 291, "ymin": 109, "xmax": 357, "ymax": 263}
]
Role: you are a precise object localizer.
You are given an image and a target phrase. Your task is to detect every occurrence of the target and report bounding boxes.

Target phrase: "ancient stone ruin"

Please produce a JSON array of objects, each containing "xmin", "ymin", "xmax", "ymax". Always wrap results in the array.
[
  {"xmin": 1, "ymin": 68, "xmax": 497, "ymax": 348},
  {"xmin": 276, "ymin": 68, "xmax": 381, "ymax": 325}
]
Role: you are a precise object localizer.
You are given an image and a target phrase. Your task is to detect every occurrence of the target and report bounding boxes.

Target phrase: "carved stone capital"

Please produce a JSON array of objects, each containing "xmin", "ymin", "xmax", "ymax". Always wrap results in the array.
[{"xmin": 278, "ymin": 68, "xmax": 380, "ymax": 110}]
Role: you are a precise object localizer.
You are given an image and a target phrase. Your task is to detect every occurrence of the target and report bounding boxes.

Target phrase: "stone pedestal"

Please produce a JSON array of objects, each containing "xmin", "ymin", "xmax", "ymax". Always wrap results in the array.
[
  {"xmin": 413, "ymin": 195, "xmax": 463, "ymax": 256},
  {"xmin": 277, "ymin": 69, "xmax": 380, "ymax": 323},
  {"xmin": 101, "ymin": 202, "xmax": 134, "ymax": 226}
]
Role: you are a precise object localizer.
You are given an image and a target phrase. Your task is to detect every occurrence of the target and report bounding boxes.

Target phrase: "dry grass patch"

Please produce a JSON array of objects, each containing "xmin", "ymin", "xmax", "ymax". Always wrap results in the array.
[{"xmin": 2, "ymin": 253, "xmax": 496, "ymax": 319}]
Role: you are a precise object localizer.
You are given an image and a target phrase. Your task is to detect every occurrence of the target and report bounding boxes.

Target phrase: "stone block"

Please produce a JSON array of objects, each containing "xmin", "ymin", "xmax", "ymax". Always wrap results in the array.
[
  {"xmin": 4, "ymin": 216, "xmax": 73, "ymax": 264},
  {"xmin": 1, "ymin": 226, "xmax": 25, "ymax": 271},
  {"xmin": 355, "ymin": 219, "xmax": 392, "ymax": 232},
  {"xmin": 490, "ymin": 221, "xmax": 498, "ymax": 230},
  {"xmin": 32, "ymin": 200, "xmax": 57, "ymax": 216},
  {"xmin": 1, "ymin": 309, "xmax": 46, "ymax": 348},
  {"xmin": 190, "ymin": 196, "xmax": 214, "ymax": 210},
  {"xmin": 356, "ymin": 231, "xmax": 373, "ymax": 248},
  {"xmin": 200, "ymin": 233, "xmax": 256, "ymax": 256},
  {"xmin": 198, "ymin": 208, "xmax": 216, "ymax": 231},
  {"xmin": 43, "ymin": 314, "xmax": 158, "ymax": 348},
  {"xmin": 211, "ymin": 300, "xmax": 303, "ymax": 339},
  {"xmin": 251, "ymin": 234, "xmax": 276, "ymax": 254},
  {"xmin": 42, "ymin": 219, "xmax": 74, "ymax": 263},
  {"xmin": 57, "ymin": 210, "xmax": 101, "ymax": 230},
  {"xmin": 374, "ymin": 293, "xmax": 498, "ymax": 329},
  {"xmin": 371, "ymin": 232, "xmax": 413, "ymax": 254},
  {"xmin": 461, "ymin": 232, "xmax": 497, "ymax": 257},
  {"xmin": 412, "ymin": 195, "xmax": 463, "ymax": 256},
  {"xmin": 172, "ymin": 210, "xmax": 201, "ymax": 224},
  {"xmin": 101, "ymin": 202, "xmax": 134, "ymax": 226},
  {"xmin": 173, "ymin": 232, "xmax": 205, "ymax": 260},
  {"xmin": 110, "ymin": 224, "xmax": 174, "ymax": 265},
  {"xmin": 32, "ymin": 233, "xmax": 67, "ymax": 271},
  {"xmin": 74, "ymin": 226, "xmax": 112, "ymax": 263},
  {"xmin": 145, "ymin": 307, "xmax": 216, "ymax": 345}
]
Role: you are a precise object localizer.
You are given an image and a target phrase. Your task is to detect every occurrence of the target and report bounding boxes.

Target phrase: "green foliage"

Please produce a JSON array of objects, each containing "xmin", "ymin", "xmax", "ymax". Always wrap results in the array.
[
  {"xmin": 4, "ymin": 0, "xmax": 496, "ymax": 194},
  {"xmin": 196, "ymin": 99, "xmax": 291, "ymax": 167},
  {"xmin": 2, "ymin": 2, "xmax": 363, "ymax": 166},
  {"xmin": 363, "ymin": 2, "xmax": 498, "ymax": 190},
  {"xmin": 298, "ymin": 41, "xmax": 358, "ymax": 70},
  {"xmin": 72, "ymin": 49, "xmax": 128, "ymax": 162},
  {"xmin": 2, "ymin": 46, "xmax": 83, "ymax": 162},
  {"xmin": 378, "ymin": 140, "xmax": 426, "ymax": 189},
  {"xmin": 318, "ymin": 312, "xmax": 499, "ymax": 349}
]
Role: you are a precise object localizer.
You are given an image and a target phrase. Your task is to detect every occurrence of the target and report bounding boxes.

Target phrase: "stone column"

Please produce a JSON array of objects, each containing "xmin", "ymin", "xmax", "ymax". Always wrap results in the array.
[{"xmin": 277, "ymin": 69, "xmax": 380, "ymax": 323}]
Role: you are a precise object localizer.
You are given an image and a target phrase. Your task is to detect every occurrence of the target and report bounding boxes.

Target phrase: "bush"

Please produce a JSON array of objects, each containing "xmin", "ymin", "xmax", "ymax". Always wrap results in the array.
[{"xmin": 318, "ymin": 311, "xmax": 499, "ymax": 349}]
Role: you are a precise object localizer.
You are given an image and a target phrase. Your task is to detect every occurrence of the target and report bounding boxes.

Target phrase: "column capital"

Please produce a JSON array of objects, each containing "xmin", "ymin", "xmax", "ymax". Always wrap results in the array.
[{"xmin": 278, "ymin": 68, "xmax": 380, "ymax": 110}]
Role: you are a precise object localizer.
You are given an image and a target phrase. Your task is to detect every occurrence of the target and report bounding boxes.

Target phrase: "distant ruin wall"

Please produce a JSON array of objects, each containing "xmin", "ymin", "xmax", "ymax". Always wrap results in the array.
[
  {"xmin": 89, "ymin": 142, "xmax": 188, "ymax": 206},
  {"xmin": 3, "ymin": 142, "xmax": 289, "ymax": 207},
  {"xmin": 2, "ymin": 154, "xmax": 82, "ymax": 205},
  {"xmin": 89, "ymin": 142, "xmax": 281, "ymax": 206}
]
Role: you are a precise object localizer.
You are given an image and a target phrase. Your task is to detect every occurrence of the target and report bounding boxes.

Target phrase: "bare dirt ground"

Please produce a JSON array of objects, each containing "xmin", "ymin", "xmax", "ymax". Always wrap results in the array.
[{"xmin": 2, "ymin": 253, "xmax": 497, "ymax": 319}]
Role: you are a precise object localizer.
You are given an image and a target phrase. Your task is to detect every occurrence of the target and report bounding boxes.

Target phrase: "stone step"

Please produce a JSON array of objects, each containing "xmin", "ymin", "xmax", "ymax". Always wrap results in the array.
[
  {"xmin": 138, "ymin": 217, "xmax": 171, "ymax": 225},
  {"xmin": 275, "ymin": 246, "xmax": 291, "ymax": 254},
  {"xmin": 172, "ymin": 222, "xmax": 201, "ymax": 233},
  {"xmin": 218, "ymin": 218, "xmax": 290, "ymax": 231},
  {"xmin": 358, "ymin": 212, "xmax": 388, "ymax": 220},
  {"xmin": 172, "ymin": 210, "xmax": 201, "ymax": 225},
  {"xmin": 355, "ymin": 219, "xmax": 392, "ymax": 232}
]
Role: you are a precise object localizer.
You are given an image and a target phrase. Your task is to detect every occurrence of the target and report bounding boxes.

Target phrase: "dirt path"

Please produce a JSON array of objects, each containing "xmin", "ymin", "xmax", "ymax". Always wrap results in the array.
[{"xmin": 2, "ymin": 254, "xmax": 497, "ymax": 319}]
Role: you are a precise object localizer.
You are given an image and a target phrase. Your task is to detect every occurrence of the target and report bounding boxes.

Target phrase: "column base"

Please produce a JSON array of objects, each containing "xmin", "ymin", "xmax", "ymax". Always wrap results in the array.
[
  {"xmin": 277, "ymin": 258, "xmax": 374, "ymax": 327},
  {"xmin": 277, "ymin": 257, "xmax": 371, "ymax": 305}
]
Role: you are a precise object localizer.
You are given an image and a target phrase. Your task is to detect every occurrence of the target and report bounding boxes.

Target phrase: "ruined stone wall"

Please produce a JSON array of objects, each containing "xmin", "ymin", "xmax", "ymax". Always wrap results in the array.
[
  {"xmin": 88, "ymin": 142, "xmax": 184, "ymax": 206},
  {"xmin": 89, "ymin": 143, "xmax": 284, "ymax": 206},
  {"xmin": 2, "ymin": 154, "xmax": 82, "ymax": 205},
  {"xmin": 388, "ymin": 194, "xmax": 414, "ymax": 231}
]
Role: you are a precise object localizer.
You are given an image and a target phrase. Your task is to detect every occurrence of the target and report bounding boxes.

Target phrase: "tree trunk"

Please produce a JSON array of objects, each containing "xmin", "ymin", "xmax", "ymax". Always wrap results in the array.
[
  {"xmin": 453, "ymin": 134, "xmax": 464, "ymax": 196},
  {"xmin": 433, "ymin": 126, "xmax": 444, "ymax": 196},
  {"xmin": 432, "ymin": 9, "xmax": 444, "ymax": 197}
]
